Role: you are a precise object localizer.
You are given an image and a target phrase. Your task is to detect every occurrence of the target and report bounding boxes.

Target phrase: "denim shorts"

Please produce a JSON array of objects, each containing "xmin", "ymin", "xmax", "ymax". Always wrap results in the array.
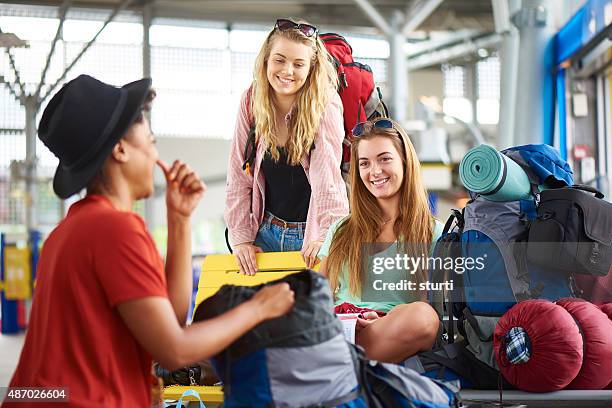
[{"xmin": 253, "ymin": 212, "xmax": 306, "ymax": 252}]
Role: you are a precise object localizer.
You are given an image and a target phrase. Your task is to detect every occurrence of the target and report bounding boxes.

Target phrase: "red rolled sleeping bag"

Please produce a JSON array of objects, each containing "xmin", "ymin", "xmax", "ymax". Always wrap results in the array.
[
  {"xmin": 600, "ymin": 303, "xmax": 612, "ymax": 320},
  {"xmin": 494, "ymin": 300, "xmax": 583, "ymax": 392},
  {"xmin": 597, "ymin": 302, "xmax": 612, "ymax": 390},
  {"xmin": 556, "ymin": 298, "xmax": 612, "ymax": 390}
]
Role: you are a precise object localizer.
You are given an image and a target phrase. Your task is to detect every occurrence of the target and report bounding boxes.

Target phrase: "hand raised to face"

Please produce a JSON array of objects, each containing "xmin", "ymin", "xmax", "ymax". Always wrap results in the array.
[{"xmin": 157, "ymin": 159, "xmax": 206, "ymax": 219}]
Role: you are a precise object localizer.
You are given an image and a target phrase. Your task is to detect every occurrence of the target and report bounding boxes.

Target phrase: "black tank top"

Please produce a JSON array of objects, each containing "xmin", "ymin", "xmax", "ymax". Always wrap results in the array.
[{"xmin": 260, "ymin": 147, "xmax": 311, "ymax": 222}]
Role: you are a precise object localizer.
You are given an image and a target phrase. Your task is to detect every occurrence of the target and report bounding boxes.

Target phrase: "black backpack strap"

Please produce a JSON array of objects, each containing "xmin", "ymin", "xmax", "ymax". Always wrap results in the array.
[
  {"xmin": 242, "ymin": 123, "xmax": 257, "ymax": 175},
  {"xmin": 436, "ymin": 209, "xmax": 465, "ymax": 344},
  {"xmin": 571, "ymin": 183, "xmax": 605, "ymax": 198},
  {"xmin": 241, "ymin": 85, "xmax": 257, "ymax": 176},
  {"xmin": 461, "ymin": 307, "xmax": 493, "ymax": 342},
  {"xmin": 225, "ymin": 227, "xmax": 233, "ymax": 254}
]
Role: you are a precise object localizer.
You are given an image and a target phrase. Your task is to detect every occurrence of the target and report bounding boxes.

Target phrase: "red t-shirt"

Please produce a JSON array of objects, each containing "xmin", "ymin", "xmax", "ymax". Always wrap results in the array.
[{"xmin": 3, "ymin": 195, "xmax": 167, "ymax": 407}]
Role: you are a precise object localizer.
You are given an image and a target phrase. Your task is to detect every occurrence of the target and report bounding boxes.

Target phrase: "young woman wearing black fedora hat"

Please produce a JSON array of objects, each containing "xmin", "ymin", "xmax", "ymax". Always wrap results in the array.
[{"xmin": 4, "ymin": 75, "xmax": 294, "ymax": 408}]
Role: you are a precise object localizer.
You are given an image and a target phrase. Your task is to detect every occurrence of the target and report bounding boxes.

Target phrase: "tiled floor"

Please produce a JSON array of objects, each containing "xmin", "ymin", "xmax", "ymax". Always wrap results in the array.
[{"xmin": 0, "ymin": 333, "xmax": 25, "ymax": 386}]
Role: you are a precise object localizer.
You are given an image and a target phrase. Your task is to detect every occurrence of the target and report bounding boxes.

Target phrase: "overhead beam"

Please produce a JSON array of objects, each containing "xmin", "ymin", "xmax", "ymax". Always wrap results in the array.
[
  {"xmin": 406, "ymin": 32, "xmax": 501, "ymax": 70},
  {"xmin": 402, "ymin": 0, "xmax": 444, "ymax": 36},
  {"xmin": 353, "ymin": 0, "xmax": 392, "ymax": 37},
  {"xmin": 34, "ymin": 0, "xmax": 71, "ymax": 101},
  {"xmin": 406, "ymin": 28, "xmax": 481, "ymax": 57},
  {"xmin": 41, "ymin": 0, "xmax": 135, "ymax": 104}
]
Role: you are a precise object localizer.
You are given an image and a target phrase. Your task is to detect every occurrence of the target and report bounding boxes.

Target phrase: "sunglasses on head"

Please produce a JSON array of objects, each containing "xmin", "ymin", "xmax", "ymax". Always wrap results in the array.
[
  {"xmin": 275, "ymin": 19, "xmax": 318, "ymax": 37},
  {"xmin": 351, "ymin": 118, "xmax": 395, "ymax": 138}
]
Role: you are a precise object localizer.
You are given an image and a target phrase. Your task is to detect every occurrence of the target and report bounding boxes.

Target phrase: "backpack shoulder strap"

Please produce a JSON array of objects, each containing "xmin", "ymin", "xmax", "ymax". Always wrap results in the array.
[{"xmin": 242, "ymin": 86, "xmax": 257, "ymax": 175}]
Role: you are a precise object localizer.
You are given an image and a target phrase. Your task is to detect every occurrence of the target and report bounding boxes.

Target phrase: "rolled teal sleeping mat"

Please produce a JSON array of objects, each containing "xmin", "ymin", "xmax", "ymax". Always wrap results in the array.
[{"xmin": 459, "ymin": 144, "xmax": 531, "ymax": 201}]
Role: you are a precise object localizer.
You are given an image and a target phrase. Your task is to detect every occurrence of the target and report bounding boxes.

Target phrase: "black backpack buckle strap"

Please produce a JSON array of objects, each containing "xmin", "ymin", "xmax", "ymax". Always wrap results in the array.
[{"xmin": 242, "ymin": 124, "xmax": 257, "ymax": 175}]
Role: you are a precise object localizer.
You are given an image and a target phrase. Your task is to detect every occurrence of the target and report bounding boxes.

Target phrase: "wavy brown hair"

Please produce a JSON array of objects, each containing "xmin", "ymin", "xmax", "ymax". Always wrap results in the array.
[
  {"xmin": 325, "ymin": 118, "xmax": 433, "ymax": 297},
  {"xmin": 251, "ymin": 19, "xmax": 337, "ymax": 165}
]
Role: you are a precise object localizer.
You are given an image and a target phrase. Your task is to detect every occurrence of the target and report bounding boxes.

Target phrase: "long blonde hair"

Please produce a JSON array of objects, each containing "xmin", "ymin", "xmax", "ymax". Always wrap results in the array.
[
  {"xmin": 325, "ymin": 119, "xmax": 433, "ymax": 296},
  {"xmin": 251, "ymin": 19, "xmax": 338, "ymax": 165}
]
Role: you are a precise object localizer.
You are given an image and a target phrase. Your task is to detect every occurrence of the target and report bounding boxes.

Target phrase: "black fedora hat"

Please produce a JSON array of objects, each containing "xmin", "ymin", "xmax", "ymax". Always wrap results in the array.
[{"xmin": 38, "ymin": 74, "xmax": 152, "ymax": 199}]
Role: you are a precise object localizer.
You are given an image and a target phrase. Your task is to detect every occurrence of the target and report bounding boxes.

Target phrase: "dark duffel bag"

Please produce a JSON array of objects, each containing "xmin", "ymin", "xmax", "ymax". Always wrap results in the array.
[{"xmin": 527, "ymin": 185, "xmax": 612, "ymax": 276}]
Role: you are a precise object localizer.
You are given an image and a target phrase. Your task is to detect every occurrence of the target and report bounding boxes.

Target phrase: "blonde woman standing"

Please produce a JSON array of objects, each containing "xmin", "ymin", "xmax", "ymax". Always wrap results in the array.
[
  {"xmin": 318, "ymin": 118, "xmax": 443, "ymax": 363},
  {"xmin": 225, "ymin": 19, "xmax": 349, "ymax": 275}
]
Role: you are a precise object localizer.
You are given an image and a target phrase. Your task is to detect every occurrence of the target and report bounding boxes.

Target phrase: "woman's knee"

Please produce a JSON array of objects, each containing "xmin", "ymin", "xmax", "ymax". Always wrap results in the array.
[{"xmin": 393, "ymin": 302, "xmax": 439, "ymax": 345}]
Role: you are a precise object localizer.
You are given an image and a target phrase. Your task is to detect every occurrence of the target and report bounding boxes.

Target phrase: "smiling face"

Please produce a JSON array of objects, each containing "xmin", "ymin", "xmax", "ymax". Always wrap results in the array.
[
  {"xmin": 357, "ymin": 135, "xmax": 405, "ymax": 203},
  {"xmin": 266, "ymin": 36, "xmax": 313, "ymax": 99}
]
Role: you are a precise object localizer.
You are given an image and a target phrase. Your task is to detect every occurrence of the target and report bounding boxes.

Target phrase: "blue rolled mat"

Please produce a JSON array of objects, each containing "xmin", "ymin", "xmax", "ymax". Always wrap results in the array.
[{"xmin": 459, "ymin": 144, "xmax": 531, "ymax": 202}]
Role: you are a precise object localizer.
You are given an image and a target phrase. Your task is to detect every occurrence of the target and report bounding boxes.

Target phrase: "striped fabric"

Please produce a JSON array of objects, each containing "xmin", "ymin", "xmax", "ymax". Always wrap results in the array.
[{"xmin": 225, "ymin": 88, "xmax": 349, "ymax": 247}]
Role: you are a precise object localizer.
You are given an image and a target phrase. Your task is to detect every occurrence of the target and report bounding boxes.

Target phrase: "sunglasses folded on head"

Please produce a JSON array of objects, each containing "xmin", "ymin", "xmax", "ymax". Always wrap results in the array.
[
  {"xmin": 351, "ymin": 118, "xmax": 394, "ymax": 138},
  {"xmin": 275, "ymin": 18, "xmax": 318, "ymax": 37}
]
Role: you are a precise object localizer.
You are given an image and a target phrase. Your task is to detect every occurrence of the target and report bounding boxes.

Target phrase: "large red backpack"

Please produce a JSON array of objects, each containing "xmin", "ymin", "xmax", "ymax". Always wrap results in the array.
[
  {"xmin": 320, "ymin": 33, "xmax": 388, "ymax": 174},
  {"xmin": 241, "ymin": 33, "xmax": 387, "ymax": 177}
]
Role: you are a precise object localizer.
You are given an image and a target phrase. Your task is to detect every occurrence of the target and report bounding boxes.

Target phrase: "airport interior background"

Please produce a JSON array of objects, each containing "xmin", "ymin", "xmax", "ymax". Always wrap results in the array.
[{"xmin": 0, "ymin": 0, "xmax": 611, "ymax": 406}]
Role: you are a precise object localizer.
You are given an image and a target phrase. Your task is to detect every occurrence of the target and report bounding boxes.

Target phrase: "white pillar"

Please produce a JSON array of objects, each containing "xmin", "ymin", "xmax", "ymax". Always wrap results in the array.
[
  {"xmin": 465, "ymin": 61, "xmax": 477, "ymax": 125},
  {"xmin": 24, "ymin": 96, "xmax": 38, "ymax": 230},
  {"xmin": 142, "ymin": 2, "xmax": 155, "ymax": 229},
  {"xmin": 512, "ymin": 0, "xmax": 557, "ymax": 146},
  {"xmin": 495, "ymin": 0, "xmax": 521, "ymax": 149},
  {"xmin": 389, "ymin": 10, "xmax": 407, "ymax": 124}
]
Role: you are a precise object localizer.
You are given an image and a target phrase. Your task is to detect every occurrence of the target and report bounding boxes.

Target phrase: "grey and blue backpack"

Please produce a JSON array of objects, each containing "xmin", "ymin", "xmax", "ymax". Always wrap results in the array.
[
  {"xmin": 421, "ymin": 144, "xmax": 578, "ymax": 388},
  {"xmin": 193, "ymin": 270, "xmax": 460, "ymax": 407}
]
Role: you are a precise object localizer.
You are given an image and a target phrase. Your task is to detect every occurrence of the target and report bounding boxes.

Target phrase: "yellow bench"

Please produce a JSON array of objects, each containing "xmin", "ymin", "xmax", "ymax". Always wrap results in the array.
[{"xmin": 162, "ymin": 252, "xmax": 310, "ymax": 404}]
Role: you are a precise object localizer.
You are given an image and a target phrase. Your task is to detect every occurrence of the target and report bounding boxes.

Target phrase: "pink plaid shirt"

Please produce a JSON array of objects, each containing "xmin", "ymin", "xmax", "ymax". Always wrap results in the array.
[{"xmin": 225, "ymin": 88, "xmax": 349, "ymax": 247}]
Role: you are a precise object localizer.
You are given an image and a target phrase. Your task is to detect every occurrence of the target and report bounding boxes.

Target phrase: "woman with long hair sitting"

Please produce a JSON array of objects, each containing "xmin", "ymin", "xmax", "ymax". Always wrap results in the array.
[{"xmin": 318, "ymin": 118, "xmax": 443, "ymax": 363}]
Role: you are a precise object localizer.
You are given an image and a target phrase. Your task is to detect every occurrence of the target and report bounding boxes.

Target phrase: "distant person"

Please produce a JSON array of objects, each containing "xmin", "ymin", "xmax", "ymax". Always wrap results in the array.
[
  {"xmin": 225, "ymin": 18, "xmax": 349, "ymax": 275},
  {"xmin": 3, "ymin": 75, "xmax": 294, "ymax": 408},
  {"xmin": 318, "ymin": 118, "xmax": 443, "ymax": 363}
]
